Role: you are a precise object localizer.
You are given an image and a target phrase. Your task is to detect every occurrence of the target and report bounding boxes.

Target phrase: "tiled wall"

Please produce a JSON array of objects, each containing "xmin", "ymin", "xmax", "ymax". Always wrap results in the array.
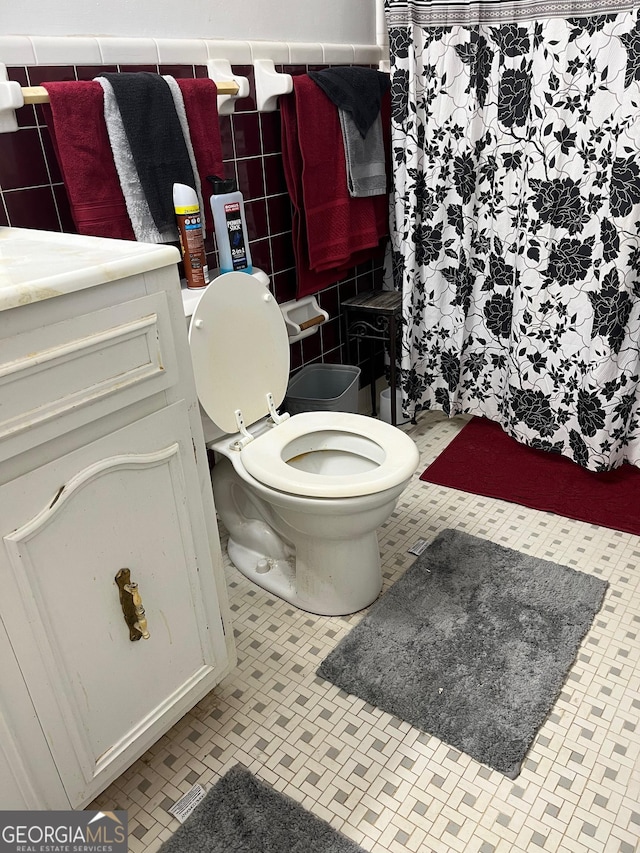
[{"xmin": 0, "ymin": 61, "xmax": 386, "ymax": 385}]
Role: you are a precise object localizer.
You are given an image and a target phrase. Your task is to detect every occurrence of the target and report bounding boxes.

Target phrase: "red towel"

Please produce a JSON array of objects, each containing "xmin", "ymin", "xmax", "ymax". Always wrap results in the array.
[
  {"xmin": 42, "ymin": 81, "xmax": 134, "ymax": 240},
  {"xmin": 175, "ymin": 78, "xmax": 224, "ymax": 239},
  {"xmin": 281, "ymin": 74, "xmax": 388, "ymax": 297}
]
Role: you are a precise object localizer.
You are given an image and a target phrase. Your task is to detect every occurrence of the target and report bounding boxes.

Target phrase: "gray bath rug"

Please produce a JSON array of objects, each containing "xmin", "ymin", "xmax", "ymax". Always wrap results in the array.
[
  {"xmin": 158, "ymin": 764, "xmax": 367, "ymax": 853},
  {"xmin": 317, "ymin": 529, "xmax": 608, "ymax": 779}
]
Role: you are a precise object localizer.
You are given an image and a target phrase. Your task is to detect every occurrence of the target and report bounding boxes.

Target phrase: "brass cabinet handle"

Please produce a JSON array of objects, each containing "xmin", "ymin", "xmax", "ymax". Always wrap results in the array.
[{"xmin": 115, "ymin": 568, "xmax": 151, "ymax": 641}]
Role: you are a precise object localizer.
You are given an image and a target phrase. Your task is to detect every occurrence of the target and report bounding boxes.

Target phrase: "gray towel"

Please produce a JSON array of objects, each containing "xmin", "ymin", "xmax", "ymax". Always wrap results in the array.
[
  {"xmin": 95, "ymin": 77, "xmax": 166, "ymax": 243},
  {"xmin": 162, "ymin": 75, "xmax": 206, "ymax": 240},
  {"xmin": 100, "ymin": 71, "xmax": 196, "ymax": 241},
  {"xmin": 309, "ymin": 67, "xmax": 390, "ymax": 138},
  {"xmin": 339, "ymin": 109, "xmax": 387, "ymax": 198}
]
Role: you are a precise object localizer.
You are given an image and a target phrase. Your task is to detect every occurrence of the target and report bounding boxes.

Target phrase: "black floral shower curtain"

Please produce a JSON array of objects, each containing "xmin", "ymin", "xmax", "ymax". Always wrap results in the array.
[{"xmin": 385, "ymin": 0, "xmax": 640, "ymax": 470}]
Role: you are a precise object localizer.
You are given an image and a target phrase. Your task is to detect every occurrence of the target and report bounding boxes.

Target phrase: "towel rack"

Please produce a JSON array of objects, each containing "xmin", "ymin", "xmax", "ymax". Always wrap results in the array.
[
  {"xmin": 20, "ymin": 80, "xmax": 239, "ymax": 105},
  {"xmin": 0, "ymin": 61, "xmax": 248, "ymax": 132},
  {"xmin": 1, "ymin": 58, "xmax": 294, "ymax": 131}
]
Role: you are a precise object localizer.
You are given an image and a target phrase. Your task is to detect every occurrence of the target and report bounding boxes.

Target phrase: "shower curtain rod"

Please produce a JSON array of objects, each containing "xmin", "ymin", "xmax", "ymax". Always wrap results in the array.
[{"xmin": 20, "ymin": 80, "xmax": 239, "ymax": 105}]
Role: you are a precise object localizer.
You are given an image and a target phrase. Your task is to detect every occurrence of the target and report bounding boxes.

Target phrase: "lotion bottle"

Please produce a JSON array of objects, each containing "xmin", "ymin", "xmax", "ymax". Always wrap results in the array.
[
  {"xmin": 173, "ymin": 183, "xmax": 209, "ymax": 289},
  {"xmin": 207, "ymin": 176, "xmax": 252, "ymax": 274}
]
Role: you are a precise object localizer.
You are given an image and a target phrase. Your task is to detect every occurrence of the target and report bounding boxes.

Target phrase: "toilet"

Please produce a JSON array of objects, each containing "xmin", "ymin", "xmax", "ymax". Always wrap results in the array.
[{"xmin": 187, "ymin": 272, "xmax": 419, "ymax": 616}]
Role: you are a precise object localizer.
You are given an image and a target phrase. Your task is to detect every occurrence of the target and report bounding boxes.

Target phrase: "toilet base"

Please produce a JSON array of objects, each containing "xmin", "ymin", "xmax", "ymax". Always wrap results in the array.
[
  {"xmin": 211, "ymin": 456, "xmax": 392, "ymax": 615},
  {"xmin": 227, "ymin": 529, "xmax": 382, "ymax": 616}
]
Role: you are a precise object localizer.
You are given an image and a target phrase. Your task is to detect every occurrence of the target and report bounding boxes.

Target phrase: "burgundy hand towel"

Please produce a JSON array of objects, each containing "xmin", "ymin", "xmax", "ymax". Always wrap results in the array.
[
  {"xmin": 280, "ymin": 87, "xmax": 344, "ymax": 296},
  {"xmin": 281, "ymin": 74, "xmax": 388, "ymax": 296},
  {"xmin": 175, "ymin": 78, "xmax": 224, "ymax": 239},
  {"xmin": 42, "ymin": 81, "xmax": 134, "ymax": 240},
  {"xmin": 296, "ymin": 75, "xmax": 388, "ymax": 272}
]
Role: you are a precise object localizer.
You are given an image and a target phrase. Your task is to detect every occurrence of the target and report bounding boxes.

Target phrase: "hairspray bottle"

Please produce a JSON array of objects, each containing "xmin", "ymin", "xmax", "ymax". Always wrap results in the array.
[{"xmin": 173, "ymin": 183, "xmax": 209, "ymax": 288}]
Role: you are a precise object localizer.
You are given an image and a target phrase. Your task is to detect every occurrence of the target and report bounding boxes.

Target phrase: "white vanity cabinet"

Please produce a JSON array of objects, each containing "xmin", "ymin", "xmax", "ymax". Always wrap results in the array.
[{"xmin": 0, "ymin": 228, "xmax": 235, "ymax": 809}]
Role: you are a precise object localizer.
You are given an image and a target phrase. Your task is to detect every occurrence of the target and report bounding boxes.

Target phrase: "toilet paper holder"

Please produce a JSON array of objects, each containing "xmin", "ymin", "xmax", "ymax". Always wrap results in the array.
[{"xmin": 279, "ymin": 296, "xmax": 329, "ymax": 343}]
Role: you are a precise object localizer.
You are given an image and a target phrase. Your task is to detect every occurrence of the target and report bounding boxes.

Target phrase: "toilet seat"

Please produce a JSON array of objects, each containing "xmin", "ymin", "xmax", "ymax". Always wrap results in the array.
[
  {"xmin": 189, "ymin": 272, "xmax": 289, "ymax": 435},
  {"xmin": 240, "ymin": 411, "xmax": 417, "ymax": 498}
]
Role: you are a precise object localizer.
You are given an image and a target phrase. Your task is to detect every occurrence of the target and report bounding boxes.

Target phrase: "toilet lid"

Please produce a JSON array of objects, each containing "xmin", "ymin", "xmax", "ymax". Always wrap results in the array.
[
  {"xmin": 240, "ymin": 411, "xmax": 420, "ymax": 497},
  {"xmin": 189, "ymin": 272, "xmax": 290, "ymax": 434}
]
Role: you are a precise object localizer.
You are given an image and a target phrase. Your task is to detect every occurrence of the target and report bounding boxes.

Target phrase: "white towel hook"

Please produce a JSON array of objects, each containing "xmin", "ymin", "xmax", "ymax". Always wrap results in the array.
[
  {"xmin": 206, "ymin": 59, "xmax": 249, "ymax": 116},
  {"xmin": 253, "ymin": 60, "xmax": 293, "ymax": 113},
  {"xmin": 0, "ymin": 64, "xmax": 24, "ymax": 134}
]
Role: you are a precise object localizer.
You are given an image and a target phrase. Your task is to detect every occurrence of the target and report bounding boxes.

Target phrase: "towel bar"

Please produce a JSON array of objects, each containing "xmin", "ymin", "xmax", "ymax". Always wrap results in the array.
[
  {"xmin": 20, "ymin": 80, "xmax": 239, "ymax": 105},
  {"xmin": 0, "ymin": 60, "xmax": 243, "ymax": 133}
]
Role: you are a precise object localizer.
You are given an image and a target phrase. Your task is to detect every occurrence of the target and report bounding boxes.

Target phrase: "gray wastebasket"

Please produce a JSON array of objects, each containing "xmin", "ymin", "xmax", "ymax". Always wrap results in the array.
[{"xmin": 284, "ymin": 364, "xmax": 360, "ymax": 415}]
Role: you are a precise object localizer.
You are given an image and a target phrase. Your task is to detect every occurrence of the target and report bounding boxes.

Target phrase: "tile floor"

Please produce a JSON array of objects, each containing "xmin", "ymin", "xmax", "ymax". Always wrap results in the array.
[{"xmin": 91, "ymin": 412, "xmax": 640, "ymax": 853}]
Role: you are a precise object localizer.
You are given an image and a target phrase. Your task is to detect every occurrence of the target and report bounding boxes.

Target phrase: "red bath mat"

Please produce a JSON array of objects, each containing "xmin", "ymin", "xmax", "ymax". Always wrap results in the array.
[{"xmin": 420, "ymin": 417, "xmax": 640, "ymax": 536}]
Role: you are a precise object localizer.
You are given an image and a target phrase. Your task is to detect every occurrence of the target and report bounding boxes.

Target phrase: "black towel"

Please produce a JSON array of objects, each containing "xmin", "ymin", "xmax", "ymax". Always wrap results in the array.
[
  {"xmin": 308, "ymin": 67, "xmax": 390, "ymax": 138},
  {"xmin": 101, "ymin": 72, "xmax": 196, "ymax": 237}
]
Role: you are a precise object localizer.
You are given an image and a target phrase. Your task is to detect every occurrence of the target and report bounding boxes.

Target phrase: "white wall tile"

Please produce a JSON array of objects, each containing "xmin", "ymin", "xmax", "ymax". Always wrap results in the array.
[
  {"xmin": 97, "ymin": 37, "xmax": 159, "ymax": 66},
  {"xmin": 205, "ymin": 40, "xmax": 252, "ymax": 64},
  {"xmin": 322, "ymin": 44, "xmax": 355, "ymax": 64},
  {"xmin": 352, "ymin": 44, "xmax": 383, "ymax": 65},
  {"xmin": 287, "ymin": 43, "xmax": 324, "ymax": 64},
  {"xmin": 250, "ymin": 42, "xmax": 289, "ymax": 64},
  {"xmin": 155, "ymin": 38, "xmax": 208, "ymax": 66},
  {"xmin": 30, "ymin": 36, "xmax": 102, "ymax": 65},
  {"xmin": 0, "ymin": 37, "xmax": 36, "ymax": 66}
]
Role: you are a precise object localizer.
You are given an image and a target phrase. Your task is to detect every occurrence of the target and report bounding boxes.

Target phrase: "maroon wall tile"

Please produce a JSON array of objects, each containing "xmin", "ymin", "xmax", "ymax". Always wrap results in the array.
[
  {"xmin": 159, "ymin": 65, "xmax": 196, "ymax": 78},
  {"xmin": 76, "ymin": 65, "xmax": 118, "ymax": 80},
  {"xmin": 231, "ymin": 66, "xmax": 256, "ymax": 112},
  {"xmin": 236, "ymin": 156, "xmax": 265, "ymax": 199},
  {"xmin": 244, "ymin": 198, "xmax": 268, "ymax": 241},
  {"xmin": 269, "ymin": 231, "xmax": 295, "ymax": 274},
  {"xmin": 0, "ymin": 128, "xmax": 49, "ymax": 190},
  {"xmin": 28, "ymin": 65, "xmax": 75, "ymax": 85},
  {"xmin": 4, "ymin": 186, "xmax": 60, "ymax": 231},
  {"xmin": 320, "ymin": 317, "xmax": 341, "ymax": 353},
  {"xmin": 218, "ymin": 115, "xmax": 234, "ymax": 162},
  {"xmin": 318, "ymin": 285, "xmax": 340, "ymax": 317},
  {"xmin": 272, "ymin": 268, "xmax": 297, "ymax": 304},
  {"xmin": 301, "ymin": 331, "xmax": 322, "ymax": 363},
  {"xmin": 6, "ymin": 68, "xmax": 35, "ymax": 129},
  {"xmin": 259, "ymin": 112, "xmax": 281, "ymax": 155},
  {"xmin": 232, "ymin": 112, "xmax": 262, "ymax": 158},
  {"xmin": 263, "ymin": 154, "xmax": 286, "ymax": 197},
  {"xmin": 266, "ymin": 194, "xmax": 292, "ymax": 235},
  {"xmin": 53, "ymin": 183, "xmax": 75, "ymax": 232},
  {"xmin": 118, "ymin": 64, "xmax": 159, "ymax": 73},
  {"xmin": 289, "ymin": 341, "xmax": 303, "ymax": 370},
  {"xmin": 249, "ymin": 237, "xmax": 271, "ymax": 275},
  {"xmin": 40, "ymin": 125, "xmax": 62, "ymax": 184}
]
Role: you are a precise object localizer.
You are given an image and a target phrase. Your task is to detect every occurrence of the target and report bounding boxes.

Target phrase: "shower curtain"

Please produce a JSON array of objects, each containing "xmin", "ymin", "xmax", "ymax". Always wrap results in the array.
[{"xmin": 385, "ymin": 0, "xmax": 640, "ymax": 470}]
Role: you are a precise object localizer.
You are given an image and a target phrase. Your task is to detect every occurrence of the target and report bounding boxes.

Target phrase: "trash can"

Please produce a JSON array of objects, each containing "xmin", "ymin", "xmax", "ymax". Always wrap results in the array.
[
  {"xmin": 284, "ymin": 364, "xmax": 361, "ymax": 415},
  {"xmin": 379, "ymin": 387, "xmax": 411, "ymax": 425}
]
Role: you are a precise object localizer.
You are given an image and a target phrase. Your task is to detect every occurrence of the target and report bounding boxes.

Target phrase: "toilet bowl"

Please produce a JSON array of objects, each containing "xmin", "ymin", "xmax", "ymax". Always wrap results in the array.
[{"xmin": 187, "ymin": 272, "xmax": 419, "ymax": 615}]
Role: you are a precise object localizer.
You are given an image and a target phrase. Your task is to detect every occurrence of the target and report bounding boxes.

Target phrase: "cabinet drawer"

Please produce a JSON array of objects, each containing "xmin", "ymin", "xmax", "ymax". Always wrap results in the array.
[{"xmin": 0, "ymin": 293, "xmax": 177, "ymax": 457}]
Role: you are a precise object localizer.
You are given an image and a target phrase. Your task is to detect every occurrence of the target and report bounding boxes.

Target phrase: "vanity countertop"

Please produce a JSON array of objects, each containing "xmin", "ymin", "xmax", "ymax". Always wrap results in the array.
[{"xmin": 0, "ymin": 227, "xmax": 180, "ymax": 312}]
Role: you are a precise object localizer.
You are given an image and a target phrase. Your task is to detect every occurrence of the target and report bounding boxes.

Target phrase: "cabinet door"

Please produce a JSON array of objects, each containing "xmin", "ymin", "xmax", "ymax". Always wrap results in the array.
[{"xmin": 0, "ymin": 402, "xmax": 229, "ymax": 808}]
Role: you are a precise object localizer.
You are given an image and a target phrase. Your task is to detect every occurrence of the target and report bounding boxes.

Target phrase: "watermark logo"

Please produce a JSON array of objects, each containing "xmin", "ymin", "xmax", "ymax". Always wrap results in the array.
[{"xmin": 0, "ymin": 810, "xmax": 127, "ymax": 853}]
